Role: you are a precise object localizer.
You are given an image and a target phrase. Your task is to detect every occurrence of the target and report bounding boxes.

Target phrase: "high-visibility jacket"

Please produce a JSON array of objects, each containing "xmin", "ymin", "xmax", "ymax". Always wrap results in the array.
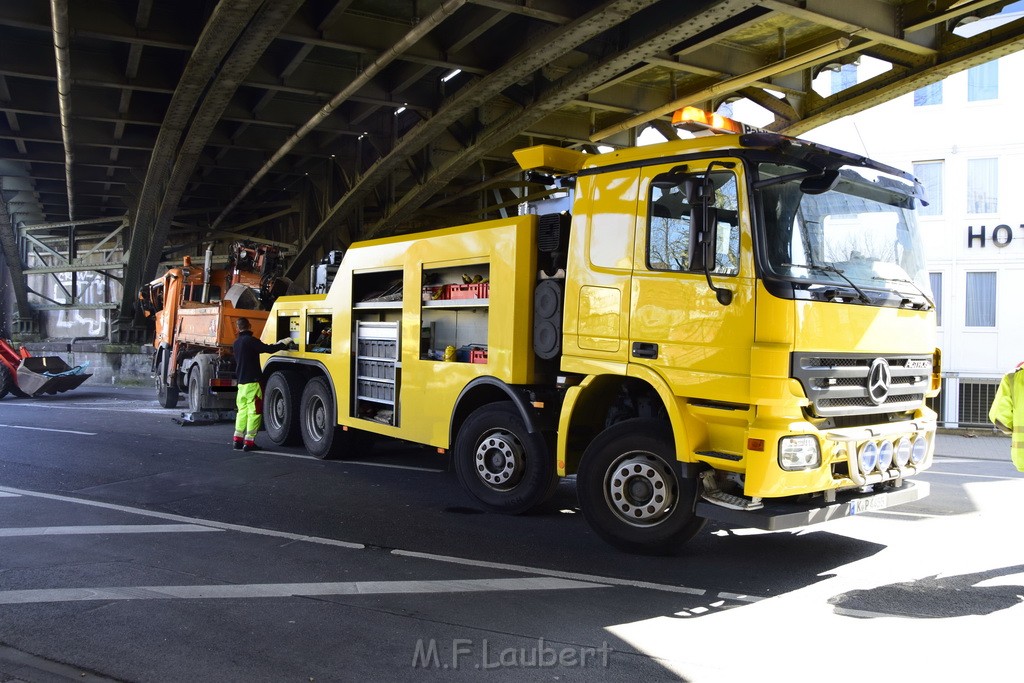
[{"xmin": 989, "ymin": 368, "xmax": 1024, "ymax": 472}]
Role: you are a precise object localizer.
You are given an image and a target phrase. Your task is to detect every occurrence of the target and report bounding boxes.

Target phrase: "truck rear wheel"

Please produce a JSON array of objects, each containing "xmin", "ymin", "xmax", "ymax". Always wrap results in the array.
[
  {"xmin": 453, "ymin": 401, "xmax": 557, "ymax": 514},
  {"xmin": 577, "ymin": 419, "xmax": 705, "ymax": 555},
  {"xmin": 265, "ymin": 371, "xmax": 301, "ymax": 445},
  {"xmin": 300, "ymin": 377, "xmax": 339, "ymax": 459},
  {"xmin": 187, "ymin": 367, "xmax": 204, "ymax": 413}
]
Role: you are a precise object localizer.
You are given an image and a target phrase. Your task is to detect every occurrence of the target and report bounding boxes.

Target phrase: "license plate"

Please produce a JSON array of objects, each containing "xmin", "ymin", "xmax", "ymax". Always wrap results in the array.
[{"xmin": 849, "ymin": 493, "xmax": 888, "ymax": 515}]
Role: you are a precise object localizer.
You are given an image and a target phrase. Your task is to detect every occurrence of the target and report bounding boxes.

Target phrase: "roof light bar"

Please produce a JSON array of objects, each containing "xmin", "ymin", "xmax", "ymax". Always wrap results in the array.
[{"xmin": 672, "ymin": 106, "xmax": 753, "ymax": 136}]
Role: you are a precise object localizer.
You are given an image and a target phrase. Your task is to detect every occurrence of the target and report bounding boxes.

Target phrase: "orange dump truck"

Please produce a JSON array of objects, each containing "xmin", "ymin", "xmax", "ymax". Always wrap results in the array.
[{"xmin": 139, "ymin": 241, "xmax": 289, "ymax": 414}]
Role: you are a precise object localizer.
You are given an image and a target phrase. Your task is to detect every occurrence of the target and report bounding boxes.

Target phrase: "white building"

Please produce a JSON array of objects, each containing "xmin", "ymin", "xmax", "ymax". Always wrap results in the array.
[{"xmin": 794, "ymin": 41, "xmax": 1024, "ymax": 426}]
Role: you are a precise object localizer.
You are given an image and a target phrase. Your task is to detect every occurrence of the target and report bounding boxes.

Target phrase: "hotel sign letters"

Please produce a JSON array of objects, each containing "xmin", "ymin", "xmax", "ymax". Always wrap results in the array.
[{"xmin": 967, "ymin": 224, "xmax": 1024, "ymax": 248}]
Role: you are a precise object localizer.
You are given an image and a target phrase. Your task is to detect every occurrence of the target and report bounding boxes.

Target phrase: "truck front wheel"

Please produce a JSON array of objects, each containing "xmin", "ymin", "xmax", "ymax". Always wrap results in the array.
[
  {"xmin": 577, "ymin": 419, "xmax": 705, "ymax": 555},
  {"xmin": 265, "ymin": 371, "xmax": 301, "ymax": 445},
  {"xmin": 156, "ymin": 350, "xmax": 179, "ymax": 408},
  {"xmin": 454, "ymin": 402, "xmax": 557, "ymax": 514},
  {"xmin": 300, "ymin": 377, "xmax": 339, "ymax": 459}
]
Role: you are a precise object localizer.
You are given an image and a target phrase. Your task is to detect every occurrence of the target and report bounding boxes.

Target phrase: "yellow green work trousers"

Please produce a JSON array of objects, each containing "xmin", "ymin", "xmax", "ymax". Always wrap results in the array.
[{"xmin": 234, "ymin": 381, "xmax": 263, "ymax": 443}]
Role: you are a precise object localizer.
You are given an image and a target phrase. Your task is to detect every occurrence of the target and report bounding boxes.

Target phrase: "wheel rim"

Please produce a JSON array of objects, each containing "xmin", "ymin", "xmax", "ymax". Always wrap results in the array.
[
  {"xmin": 189, "ymin": 374, "xmax": 201, "ymax": 411},
  {"xmin": 604, "ymin": 452, "xmax": 677, "ymax": 526},
  {"xmin": 473, "ymin": 429, "xmax": 525, "ymax": 491},
  {"xmin": 267, "ymin": 388, "xmax": 285, "ymax": 430},
  {"xmin": 304, "ymin": 394, "xmax": 327, "ymax": 442}
]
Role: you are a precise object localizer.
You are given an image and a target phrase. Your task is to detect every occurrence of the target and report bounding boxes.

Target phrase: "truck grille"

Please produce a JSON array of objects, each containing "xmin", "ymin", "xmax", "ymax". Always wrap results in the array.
[{"xmin": 792, "ymin": 353, "xmax": 931, "ymax": 418}]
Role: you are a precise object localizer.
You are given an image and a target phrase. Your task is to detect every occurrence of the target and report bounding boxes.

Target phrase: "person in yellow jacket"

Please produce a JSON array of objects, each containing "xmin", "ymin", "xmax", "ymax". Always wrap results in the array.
[{"xmin": 988, "ymin": 365, "xmax": 1024, "ymax": 472}]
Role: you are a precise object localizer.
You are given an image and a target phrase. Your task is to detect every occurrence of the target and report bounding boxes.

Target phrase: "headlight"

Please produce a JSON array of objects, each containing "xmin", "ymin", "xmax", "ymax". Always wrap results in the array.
[
  {"xmin": 779, "ymin": 435, "xmax": 821, "ymax": 471},
  {"xmin": 877, "ymin": 440, "xmax": 894, "ymax": 472},
  {"xmin": 911, "ymin": 436, "xmax": 929, "ymax": 465},
  {"xmin": 857, "ymin": 442, "xmax": 879, "ymax": 473},
  {"xmin": 894, "ymin": 438, "xmax": 913, "ymax": 467}
]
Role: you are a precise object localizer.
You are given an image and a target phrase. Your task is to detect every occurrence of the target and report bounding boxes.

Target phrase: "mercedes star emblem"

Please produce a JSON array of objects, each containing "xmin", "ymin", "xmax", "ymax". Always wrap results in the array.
[{"xmin": 867, "ymin": 358, "xmax": 892, "ymax": 405}]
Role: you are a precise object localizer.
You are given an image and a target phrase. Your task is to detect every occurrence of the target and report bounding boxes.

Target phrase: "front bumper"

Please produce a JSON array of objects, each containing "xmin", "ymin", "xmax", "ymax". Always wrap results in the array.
[{"xmin": 695, "ymin": 479, "xmax": 928, "ymax": 531}]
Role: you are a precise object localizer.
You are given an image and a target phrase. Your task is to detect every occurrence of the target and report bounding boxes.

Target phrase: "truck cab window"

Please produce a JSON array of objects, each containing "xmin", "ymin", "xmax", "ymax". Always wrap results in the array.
[{"xmin": 647, "ymin": 171, "xmax": 740, "ymax": 276}]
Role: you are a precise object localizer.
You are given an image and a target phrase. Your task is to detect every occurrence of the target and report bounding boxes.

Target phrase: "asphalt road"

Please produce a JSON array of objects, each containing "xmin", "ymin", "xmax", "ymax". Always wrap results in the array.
[{"xmin": 1, "ymin": 386, "xmax": 1022, "ymax": 683}]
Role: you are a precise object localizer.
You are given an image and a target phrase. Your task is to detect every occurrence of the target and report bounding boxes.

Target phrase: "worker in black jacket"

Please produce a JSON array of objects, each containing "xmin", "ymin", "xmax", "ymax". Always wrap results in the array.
[{"xmin": 232, "ymin": 317, "xmax": 293, "ymax": 451}]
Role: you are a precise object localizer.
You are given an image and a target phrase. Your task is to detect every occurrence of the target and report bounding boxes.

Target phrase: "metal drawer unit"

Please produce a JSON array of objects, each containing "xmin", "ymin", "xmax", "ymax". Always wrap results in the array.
[{"xmin": 354, "ymin": 321, "xmax": 399, "ymax": 425}]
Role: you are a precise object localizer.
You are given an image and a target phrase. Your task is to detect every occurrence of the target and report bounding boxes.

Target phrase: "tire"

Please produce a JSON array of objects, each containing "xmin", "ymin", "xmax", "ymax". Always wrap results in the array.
[
  {"xmin": 0, "ymin": 363, "xmax": 13, "ymax": 400},
  {"xmin": 453, "ymin": 401, "xmax": 557, "ymax": 514},
  {"xmin": 299, "ymin": 376, "xmax": 339, "ymax": 459},
  {"xmin": 577, "ymin": 419, "xmax": 705, "ymax": 555},
  {"xmin": 187, "ymin": 367, "xmax": 204, "ymax": 413},
  {"xmin": 156, "ymin": 351, "xmax": 180, "ymax": 408},
  {"xmin": 265, "ymin": 370, "xmax": 302, "ymax": 445}
]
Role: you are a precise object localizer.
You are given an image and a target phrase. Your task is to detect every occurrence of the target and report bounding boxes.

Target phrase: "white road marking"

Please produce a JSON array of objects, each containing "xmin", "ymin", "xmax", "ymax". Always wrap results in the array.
[
  {"xmin": 0, "ymin": 484, "xmax": 748, "ymax": 601},
  {"xmin": 0, "ymin": 403, "xmax": 168, "ymax": 415},
  {"xmin": 863, "ymin": 509, "xmax": 936, "ymax": 518},
  {"xmin": 0, "ymin": 492, "xmax": 20, "ymax": 498},
  {"xmin": 391, "ymin": 549, "xmax": 710, "ymax": 596},
  {"xmin": 337, "ymin": 460, "xmax": 444, "ymax": 473},
  {"xmin": 244, "ymin": 449, "xmax": 443, "ymax": 471},
  {"xmin": 919, "ymin": 470, "xmax": 1018, "ymax": 481},
  {"xmin": 0, "ymin": 524, "xmax": 222, "ymax": 537},
  {"xmin": 251, "ymin": 450, "xmax": 321, "ymax": 461},
  {"xmin": 0, "ymin": 577, "xmax": 605, "ymax": 605},
  {"xmin": 0, "ymin": 424, "xmax": 96, "ymax": 435},
  {"xmin": 0, "ymin": 485, "xmax": 364, "ymax": 550}
]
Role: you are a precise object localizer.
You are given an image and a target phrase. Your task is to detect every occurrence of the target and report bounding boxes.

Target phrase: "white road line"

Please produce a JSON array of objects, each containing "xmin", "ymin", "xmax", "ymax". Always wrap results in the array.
[
  {"xmin": 0, "ymin": 485, "xmax": 364, "ymax": 550},
  {"xmin": 716, "ymin": 592, "xmax": 765, "ymax": 603},
  {"xmin": 0, "ymin": 524, "xmax": 223, "ymax": 537},
  {"xmin": 0, "ymin": 484, "xmax": 762, "ymax": 602},
  {"xmin": 253, "ymin": 451, "xmax": 321, "ymax": 461},
  {"xmin": 0, "ymin": 492, "xmax": 20, "ymax": 498},
  {"xmin": 0, "ymin": 577, "xmax": 605, "ymax": 605},
  {"xmin": 0, "ymin": 403, "xmax": 168, "ymax": 415},
  {"xmin": 831, "ymin": 606, "xmax": 897, "ymax": 619},
  {"xmin": 0, "ymin": 424, "xmax": 96, "ymax": 436},
  {"xmin": 248, "ymin": 450, "xmax": 443, "ymax": 472},
  {"xmin": 863, "ymin": 509, "xmax": 936, "ymax": 518},
  {"xmin": 338, "ymin": 460, "xmax": 444, "ymax": 473},
  {"xmin": 391, "ymin": 549, "xmax": 710, "ymax": 596},
  {"xmin": 919, "ymin": 470, "xmax": 1019, "ymax": 481}
]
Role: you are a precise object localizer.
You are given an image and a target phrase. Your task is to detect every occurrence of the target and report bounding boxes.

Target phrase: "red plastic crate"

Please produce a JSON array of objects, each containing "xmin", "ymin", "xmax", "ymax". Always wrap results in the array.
[
  {"xmin": 445, "ymin": 282, "xmax": 489, "ymax": 300},
  {"xmin": 469, "ymin": 348, "xmax": 488, "ymax": 364}
]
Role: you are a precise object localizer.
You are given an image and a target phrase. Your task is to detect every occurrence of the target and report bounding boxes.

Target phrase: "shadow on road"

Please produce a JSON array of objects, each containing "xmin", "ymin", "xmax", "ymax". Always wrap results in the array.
[{"xmin": 830, "ymin": 565, "xmax": 1024, "ymax": 618}]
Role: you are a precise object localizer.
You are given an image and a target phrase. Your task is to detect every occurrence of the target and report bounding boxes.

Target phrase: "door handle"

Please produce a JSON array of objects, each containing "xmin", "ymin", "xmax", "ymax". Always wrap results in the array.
[{"xmin": 632, "ymin": 342, "xmax": 659, "ymax": 359}]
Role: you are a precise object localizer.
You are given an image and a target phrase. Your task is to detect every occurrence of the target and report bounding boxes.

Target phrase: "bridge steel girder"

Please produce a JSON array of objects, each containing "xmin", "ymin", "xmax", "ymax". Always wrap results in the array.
[
  {"xmin": 119, "ymin": 0, "xmax": 265, "ymax": 321},
  {"xmin": 281, "ymin": 0, "xmax": 718, "ymax": 279}
]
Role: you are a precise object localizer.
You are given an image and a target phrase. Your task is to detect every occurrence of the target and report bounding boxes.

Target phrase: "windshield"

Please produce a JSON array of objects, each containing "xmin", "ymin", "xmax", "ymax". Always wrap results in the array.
[{"xmin": 756, "ymin": 162, "xmax": 932, "ymax": 307}]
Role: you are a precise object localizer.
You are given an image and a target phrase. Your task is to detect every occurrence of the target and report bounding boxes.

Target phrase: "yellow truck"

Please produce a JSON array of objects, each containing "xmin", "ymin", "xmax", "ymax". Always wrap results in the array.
[{"xmin": 260, "ymin": 108, "xmax": 939, "ymax": 554}]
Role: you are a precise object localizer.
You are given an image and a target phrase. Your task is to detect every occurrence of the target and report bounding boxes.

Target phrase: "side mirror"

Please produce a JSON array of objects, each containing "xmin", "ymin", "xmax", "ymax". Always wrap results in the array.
[{"xmin": 687, "ymin": 206, "xmax": 718, "ymax": 271}]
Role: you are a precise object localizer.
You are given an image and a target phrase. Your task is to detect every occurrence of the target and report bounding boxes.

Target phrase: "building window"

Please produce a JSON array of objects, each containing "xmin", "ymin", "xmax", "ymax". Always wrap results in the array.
[
  {"xmin": 929, "ymin": 272, "xmax": 942, "ymax": 327},
  {"xmin": 967, "ymin": 158, "xmax": 998, "ymax": 213},
  {"xmin": 913, "ymin": 161, "xmax": 943, "ymax": 216},
  {"xmin": 829, "ymin": 64, "xmax": 857, "ymax": 95},
  {"xmin": 965, "ymin": 272, "xmax": 995, "ymax": 327},
  {"xmin": 967, "ymin": 61, "xmax": 998, "ymax": 101},
  {"xmin": 914, "ymin": 82, "xmax": 942, "ymax": 106}
]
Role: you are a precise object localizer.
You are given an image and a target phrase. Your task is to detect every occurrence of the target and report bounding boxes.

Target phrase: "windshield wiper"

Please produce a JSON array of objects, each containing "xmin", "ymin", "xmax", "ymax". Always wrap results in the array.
[
  {"xmin": 782, "ymin": 263, "xmax": 872, "ymax": 304},
  {"xmin": 872, "ymin": 276, "xmax": 934, "ymax": 309}
]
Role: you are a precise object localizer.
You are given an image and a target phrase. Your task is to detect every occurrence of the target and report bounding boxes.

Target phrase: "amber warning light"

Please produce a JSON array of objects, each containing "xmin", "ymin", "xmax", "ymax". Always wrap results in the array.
[{"xmin": 672, "ymin": 106, "xmax": 752, "ymax": 136}]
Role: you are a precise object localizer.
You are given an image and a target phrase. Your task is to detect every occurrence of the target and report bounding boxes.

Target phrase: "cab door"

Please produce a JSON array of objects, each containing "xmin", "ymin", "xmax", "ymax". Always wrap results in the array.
[{"xmin": 629, "ymin": 160, "xmax": 755, "ymax": 405}]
